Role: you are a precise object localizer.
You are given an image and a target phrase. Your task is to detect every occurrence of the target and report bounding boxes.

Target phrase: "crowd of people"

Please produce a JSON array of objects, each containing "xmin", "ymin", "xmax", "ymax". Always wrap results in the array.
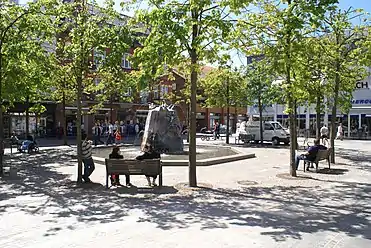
[{"xmin": 91, "ymin": 120, "xmax": 145, "ymax": 146}]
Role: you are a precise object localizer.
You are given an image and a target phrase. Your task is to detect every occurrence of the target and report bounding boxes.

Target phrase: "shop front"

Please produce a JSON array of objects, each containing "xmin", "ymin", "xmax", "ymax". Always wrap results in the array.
[{"xmin": 5, "ymin": 102, "xmax": 57, "ymax": 138}]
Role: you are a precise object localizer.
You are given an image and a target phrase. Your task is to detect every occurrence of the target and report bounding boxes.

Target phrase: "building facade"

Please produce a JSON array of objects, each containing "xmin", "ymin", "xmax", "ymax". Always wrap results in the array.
[{"xmin": 248, "ymin": 67, "xmax": 371, "ymax": 137}]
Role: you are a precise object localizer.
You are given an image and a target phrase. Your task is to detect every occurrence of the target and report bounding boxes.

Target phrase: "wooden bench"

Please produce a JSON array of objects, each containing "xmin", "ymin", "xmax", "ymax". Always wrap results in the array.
[
  {"xmin": 304, "ymin": 148, "xmax": 332, "ymax": 172},
  {"xmin": 105, "ymin": 159, "xmax": 162, "ymax": 188}
]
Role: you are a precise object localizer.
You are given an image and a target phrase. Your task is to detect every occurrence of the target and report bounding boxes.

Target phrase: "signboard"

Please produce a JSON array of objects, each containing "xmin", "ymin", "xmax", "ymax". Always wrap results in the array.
[
  {"xmin": 351, "ymin": 99, "xmax": 371, "ymax": 105},
  {"xmin": 355, "ymin": 81, "xmax": 369, "ymax": 89}
]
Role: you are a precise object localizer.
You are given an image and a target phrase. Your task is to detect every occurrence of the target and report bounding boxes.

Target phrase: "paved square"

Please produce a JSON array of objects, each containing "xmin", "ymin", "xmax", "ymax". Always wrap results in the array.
[{"xmin": 0, "ymin": 139, "xmax": 370, "ymax": 248}]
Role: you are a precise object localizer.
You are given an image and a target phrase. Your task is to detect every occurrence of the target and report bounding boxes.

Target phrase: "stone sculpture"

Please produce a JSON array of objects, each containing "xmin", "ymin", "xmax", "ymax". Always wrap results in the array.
[{"xmin": 141, "ymin": 104, "xmax": 184, "ymax": 153}]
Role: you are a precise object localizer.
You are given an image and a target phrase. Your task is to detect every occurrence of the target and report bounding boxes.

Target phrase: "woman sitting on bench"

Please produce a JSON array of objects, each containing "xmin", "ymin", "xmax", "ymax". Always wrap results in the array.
[
  {"xmin": 109, "ymin": 146, "xmax": 132, "ymax": 186},
  {"xmin": 295, "ymin": 139, "xmax": 327, "ymax": 171},
  {"xmin": 136, "ymin": 143, "xmax": 161, "ymax": 187}
]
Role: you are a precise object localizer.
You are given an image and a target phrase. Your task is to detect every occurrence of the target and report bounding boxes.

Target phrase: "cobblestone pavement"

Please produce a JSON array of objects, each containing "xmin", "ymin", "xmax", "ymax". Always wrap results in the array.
[{"xmin": 0, "ymin": 139, "xmax": 370, "ymax": 248}]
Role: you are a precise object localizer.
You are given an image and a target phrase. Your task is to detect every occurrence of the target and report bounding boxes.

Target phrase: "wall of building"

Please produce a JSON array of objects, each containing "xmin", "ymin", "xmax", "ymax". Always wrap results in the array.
[{"xmin": 247, "ymin": 70, "xmax": 371, "ymax": 137}]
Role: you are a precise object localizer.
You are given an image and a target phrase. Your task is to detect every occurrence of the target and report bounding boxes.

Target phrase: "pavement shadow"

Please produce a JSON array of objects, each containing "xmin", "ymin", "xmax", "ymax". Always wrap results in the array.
[
  {"xmin": 316, "ymin": 168, "xmax": 348, "ymax": 175},
  {"xmin": 336, "ymin": 147, "xmax": 371, "ymax": 173},
  {"xmin": 0, "ymin": 148, "xmax": 370, "ymax": 242},
  {"xmin": 234, "ymin": 143, "xmax": 289, "ymax": 150}
]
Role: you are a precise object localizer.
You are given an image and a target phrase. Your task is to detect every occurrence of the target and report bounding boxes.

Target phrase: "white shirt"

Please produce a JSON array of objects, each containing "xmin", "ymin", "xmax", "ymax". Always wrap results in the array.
[
  {"xmin": 108, "ymin": 124, "xmax": 114, "ymax": 134},
  {"xmin": 337, "ymin": 125, "xmax": 343, "ymax": 133},
  {"xmin": 320, "ymin": 126, "xmax": 328, "ymax": 135}
]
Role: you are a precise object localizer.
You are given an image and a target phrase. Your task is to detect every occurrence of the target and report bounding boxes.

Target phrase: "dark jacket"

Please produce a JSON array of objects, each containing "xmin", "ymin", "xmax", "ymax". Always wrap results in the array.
[
  {"xmin": 307, "ymin": 145, "xmax": 327, "ymax": 161},
  {"xmin": 109, "ymin": 153, "xmax": 123, "ymax": 159},
  {"xmin": 136, "ymin": 151, "xmax": 160, "ymax": 160}
]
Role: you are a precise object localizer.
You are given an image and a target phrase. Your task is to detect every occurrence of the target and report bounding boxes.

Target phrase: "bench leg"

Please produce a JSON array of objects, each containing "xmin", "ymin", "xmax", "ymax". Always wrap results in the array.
[
  {"xmin": 328, "ymin": 159, "xmax": 331, "ymax": 169},
  {"xmin": 159, "ymin": 173, "xmax": 163, "ymax": 187},
  {"xmin": 106, "ymin": 173, "xmax": 109, "ymax": 189},
  {"xmin": 315, "ymin": 162, "xmax": 319, "ymax": 173}
]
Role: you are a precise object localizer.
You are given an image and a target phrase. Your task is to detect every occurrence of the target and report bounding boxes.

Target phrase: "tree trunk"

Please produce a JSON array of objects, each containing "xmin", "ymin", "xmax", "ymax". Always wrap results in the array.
[
  {"xmin": 0, "ymin": 103, "xmax": 3, "ymax": 176},
  {"xmin": 189, "ymin": 57, "xmax": 197, "ymax": 187},
  {"xmin": 187, "ymin": 102, "xmax": 190, "ymax": 143},
  {"xmin": 110, "ymin": 96, "xmax": 113, "ymax": 123},
  {"xmin": 258, "ymin": 95, "xmax": 263, "ymax": 144},
  {"xmin": 293, "ymin": 101, "xmax": 298, "ymax": 150},
  {"xmin": 330, "ymin": 61, "xmax": 340, "ymax": 164},
  {"xmin": 316, "ymin": 93, "xmax": 321, "ymax": 139},
  {"xmin": 188, "ymin": 11, "xmax": 198, "ymax": 187},
  {"xmin": 226, "ymin": 106, "xmax": 230, "ymax": 144},
  {"xmin": 286, "ymin": 0, "xmax": 296, "ymax": 177},
  {"xmin": 62, "ymin": 91, "xmax": 68, "ymax": 145},
  {"xmin": 76, "ymin": 75, "xmax": 83, "ymax": 183},
  {"xmin": 226, "ymin": 77, "xmax": 230, "ymax": 144},
  {"xmin": 25, "ymin": 96, "xmax": 30, "ymax": 138},
  {"xmin": 35, "ymin": 112, "xmax": 38, "ymax": 138},
  {"xmin": 0, "ymin": 46, "xmax": 3, "ymax": 175},
  {"xmin": 288, "ymin": 98, "xmax": 297, "ymax": 177},
  {"xmin": 234, "ymin": 104, "xmax": 237, "ymax": 133}
]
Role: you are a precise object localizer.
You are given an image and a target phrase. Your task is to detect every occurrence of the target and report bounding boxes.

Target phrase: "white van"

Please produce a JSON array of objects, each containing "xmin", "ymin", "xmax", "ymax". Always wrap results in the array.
[{"xmin": 239, "ymin": 121, "xmax": 290, "ymax": 145}]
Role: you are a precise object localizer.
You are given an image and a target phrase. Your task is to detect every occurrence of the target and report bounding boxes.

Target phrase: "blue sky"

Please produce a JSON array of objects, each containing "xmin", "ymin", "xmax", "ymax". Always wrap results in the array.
[{"xmin": 338, "ymin": 0, "xmax": 371, "ymax": 13}]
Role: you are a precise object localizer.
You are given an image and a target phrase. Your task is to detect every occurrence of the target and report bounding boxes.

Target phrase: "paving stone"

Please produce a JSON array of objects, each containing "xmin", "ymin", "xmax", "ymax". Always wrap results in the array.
[{"xmin": 0, "ymin": 139, "xmax": 370, "ymax": 248}]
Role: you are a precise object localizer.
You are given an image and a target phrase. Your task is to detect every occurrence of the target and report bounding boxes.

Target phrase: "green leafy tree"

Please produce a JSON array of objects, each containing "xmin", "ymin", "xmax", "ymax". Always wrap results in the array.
[
  {"xmin": 245, "ymin": 58, "xmax": 277, "ymax": 144},
  {"xmin": 0, "ymin": 0, "xmax": 55, "ymax": 175},
  {"xmin": 293, "ymin": 37, "xmax": 328, "ymax": 139},
  {"xmin": 52, "ymin": 0, "xmax": 132, "ymax": 183},
  {"xmin": 318, "ymin": 7, "xmax": 368, "ymax": 163},
  {"xmin": 127, "ymin": 0, "xmax": 235, "ymax": 186},
  {"xmin": 200, "ymin": 66, "xmax": 246, "ymax": 144},
  {"xmin": 232, "ymin": 0, "xmax": 338, "ymax": 176}
]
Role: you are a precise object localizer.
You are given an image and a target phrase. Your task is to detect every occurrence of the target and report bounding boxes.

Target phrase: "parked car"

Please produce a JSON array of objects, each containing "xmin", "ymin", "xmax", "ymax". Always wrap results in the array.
[{"xmin": 239, "ymin": 121, "xmax": 290, "ymax": 145}]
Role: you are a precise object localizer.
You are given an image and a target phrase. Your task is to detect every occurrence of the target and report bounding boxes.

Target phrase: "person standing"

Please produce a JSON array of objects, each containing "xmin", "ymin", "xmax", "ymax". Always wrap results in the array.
[
  {"xmin": 81, "ymin": 133, "xmax": 95, "ymax": 182},
  {"xmin": 92, "ymin": 122, "xmax": 102, "ymax": 146},
  {"xmin": 213, "ymin": 121, "xmax": 220, "ymax": 140},
  {"xmin": 320, "ymin": 124, "xmax": 329, "ymax": 145},
  {"xmin": 336, "ymin": 123, "xmax": 343, "ymax": 141},
  {"xmin": 106, "ymin": 121, "xmax": 114, "ymax": 145},
  {"xmin": 135, "ymin": 122, "xmax": 140, "ymax": 136}
]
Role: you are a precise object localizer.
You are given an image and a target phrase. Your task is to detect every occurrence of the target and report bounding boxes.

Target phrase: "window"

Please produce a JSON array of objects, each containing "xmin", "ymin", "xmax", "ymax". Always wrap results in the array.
[
  {"xmin": 122, "ymin": 53, "xmax": 131, "ymax": 69},
  {"xmin": 160, "ymin": 85, "xmax": 169, "ymax": 98},
  {"xmin": 94, "ymin": 78, "xmax": 103, "ymax": 95},
  {"xmin": 153, "ymin": 86, "xmax": 159, "ymax": 99},
  {"xmin": 123, "ymin": 87, "xmax": 132, "ymax": 97},
  {"xmin": 94, "ymin": 49, "xmax": 106, "ymax": 68},
  {"xmin": 264, "ymin": 123, "xmax": 274, "ymax": 130}
]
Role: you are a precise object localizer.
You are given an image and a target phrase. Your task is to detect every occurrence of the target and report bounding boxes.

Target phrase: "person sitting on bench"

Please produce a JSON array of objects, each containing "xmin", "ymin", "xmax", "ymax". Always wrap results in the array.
[
  {"xmin": 295, "ymin": 139, "xmax": 327, "ymax": 171},
  {"xmin": 136, "ymin": 143, "xmax": 160, "ymax": 187},
  {"xmin": 109, "ymin": 146, "xmax": 132, "ymax": 187}
]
